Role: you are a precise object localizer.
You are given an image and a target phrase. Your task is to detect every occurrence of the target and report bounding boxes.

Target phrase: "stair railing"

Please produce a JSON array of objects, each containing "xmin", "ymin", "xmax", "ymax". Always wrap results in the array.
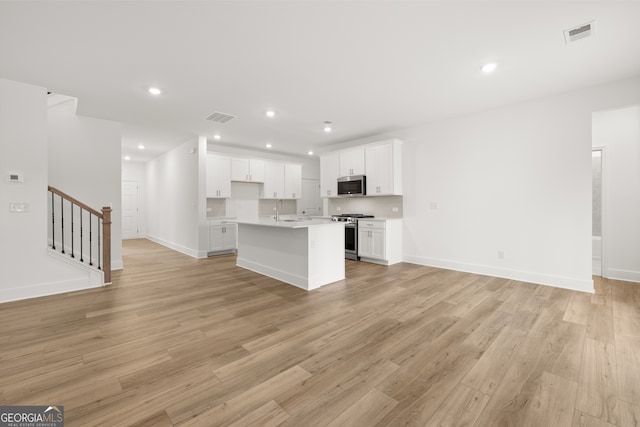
[{"xmin": 47, "ymin": 186, "xmax": 112, "ymax": 284}]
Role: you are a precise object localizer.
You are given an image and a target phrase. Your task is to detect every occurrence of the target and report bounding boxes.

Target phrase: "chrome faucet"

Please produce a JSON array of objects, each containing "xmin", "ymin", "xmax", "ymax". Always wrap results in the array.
[{"xmin": 275, "ymin": 199, "xmax": 282, "ymax": 221}]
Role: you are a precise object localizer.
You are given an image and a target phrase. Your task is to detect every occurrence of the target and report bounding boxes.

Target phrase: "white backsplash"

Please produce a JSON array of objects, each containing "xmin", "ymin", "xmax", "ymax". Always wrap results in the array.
[
  {"xmin": 327, "ymin": 195, "xmax": 403, "ymax": 218},
  {"xmin": 206, "ymin": 198, "xmax": 226, "ymax": 217},
  {"xmin": 226, "ymin": 182, "xmax": 260, "ymax": 218},
  {"xmin": 207, "ymin": 182, "xmax": 298, "ymax": 218},
  {"xmin": 259, "ymin": 199, "xmax": 297, "ymax": 217}
]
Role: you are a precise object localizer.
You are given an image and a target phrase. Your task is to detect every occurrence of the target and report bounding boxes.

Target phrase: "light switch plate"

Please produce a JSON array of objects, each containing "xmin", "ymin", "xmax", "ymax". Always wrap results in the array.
[
  {"xmin": 7, "ymin": 172, "xmax": 24, "ymax": 182},
  {"xmin": 10, "ymin": 202, "xmax": 29, "ymax": 213}
]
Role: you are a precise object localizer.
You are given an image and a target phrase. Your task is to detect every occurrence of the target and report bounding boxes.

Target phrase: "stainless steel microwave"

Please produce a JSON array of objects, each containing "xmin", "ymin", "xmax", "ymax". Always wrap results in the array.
[{"xmin": 337, "ymin": 175, "xmax": 366, "ymax": 196}]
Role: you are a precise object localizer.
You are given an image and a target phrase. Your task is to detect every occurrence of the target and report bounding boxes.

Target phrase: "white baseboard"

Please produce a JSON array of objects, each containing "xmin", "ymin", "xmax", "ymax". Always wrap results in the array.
[
  {"xmin": 0, "ymin": 276, "xmax": 101, "ymax": 304},
  {"xmin": 237, "ymin": 257, "xmax": 311, "ymax": 290},
  {"xmin": 403, "ymin": 254, "xmax": 594, "ymax": 294},
  {"xmin": 112, "ymin": 259, "xmax": 124, "ymax": 270},
  {"xmin": 605, "ymin": 268, "xmax": 640, "ymax": 283},
  {"xmin": 145, "ymin": 234, "xmax": 203, "ymax": 258}
]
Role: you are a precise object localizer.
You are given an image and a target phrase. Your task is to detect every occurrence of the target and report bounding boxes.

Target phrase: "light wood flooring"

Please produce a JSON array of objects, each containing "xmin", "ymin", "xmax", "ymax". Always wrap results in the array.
[{"xmin": 2, "ymin": 238, "xmax": 640, "ymax": 426}]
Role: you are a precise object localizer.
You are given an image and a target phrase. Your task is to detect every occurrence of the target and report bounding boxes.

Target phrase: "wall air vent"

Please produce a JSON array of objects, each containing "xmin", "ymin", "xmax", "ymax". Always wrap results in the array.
[
  {"xmin": 205, "ymin": 111, "xmax": 236, "ymax": 124},
  {"xmin": 564, "ymin": 21, "xmax": 595, "ymax": 44}
]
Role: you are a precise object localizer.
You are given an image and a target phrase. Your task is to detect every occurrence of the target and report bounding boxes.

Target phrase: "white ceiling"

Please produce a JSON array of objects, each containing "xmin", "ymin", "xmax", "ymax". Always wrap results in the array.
[{"xmin": 2, "ymin": 1, "xmax": 640, "ymax": 162}]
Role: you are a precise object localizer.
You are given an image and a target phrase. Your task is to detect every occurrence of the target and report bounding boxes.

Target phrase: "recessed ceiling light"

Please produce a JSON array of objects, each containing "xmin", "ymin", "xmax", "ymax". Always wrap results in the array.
[
  {"xmin": 323, "ymin": 121, "xmax": 332, "ymax": 133},
  {"xmin": 148, "ymin": 87, "xmax": 162, "ymax": 95},
  {"xmin": 124, "ymin": 155, "xmax": 131, "ymax": 161},
  {"xmin": 213, "ymin": 134, "xmax": 221, "ymax": 140},
  {"xmin": 266, "ymin": 110, "xmax": 275, "ymax": 118},
  {"xmin": 308, "ymin": 151, "xmax": 314, "ymax": 155},
  {"xmin": 266, "ymin": 143, "xmax": 272, "ymax": 148},
  {"xmin": 481, "ymin": 63, "xmax": 497, "ymax": 73},
  {"xmin": 138, "ymin": 144, "xmax": 145, "ymax": 150}
]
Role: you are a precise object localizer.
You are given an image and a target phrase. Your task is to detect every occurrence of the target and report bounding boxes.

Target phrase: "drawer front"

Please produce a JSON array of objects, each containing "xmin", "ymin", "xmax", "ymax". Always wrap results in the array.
[{"xmin": 357, "ymin": 220, "xmax": 385, "ymax": 229}]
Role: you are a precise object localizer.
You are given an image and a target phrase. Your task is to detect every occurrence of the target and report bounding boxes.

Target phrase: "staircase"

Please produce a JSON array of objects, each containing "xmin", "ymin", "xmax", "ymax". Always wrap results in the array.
[{"xmin": 47, "ymin": 186, "xmax": 112, "ymax": 284}]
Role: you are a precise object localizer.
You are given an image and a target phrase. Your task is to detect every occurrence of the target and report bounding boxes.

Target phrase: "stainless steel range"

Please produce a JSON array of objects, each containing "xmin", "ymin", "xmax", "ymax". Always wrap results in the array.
[{"xmin": 331, "ymin": 214, "xmax": 374, "ymax": 260}]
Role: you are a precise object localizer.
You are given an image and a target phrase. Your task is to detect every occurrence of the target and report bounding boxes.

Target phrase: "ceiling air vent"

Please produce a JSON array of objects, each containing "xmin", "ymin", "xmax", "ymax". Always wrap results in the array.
[
  {"xmin": 564, "ymin": 21, "xmax": 595, "ymax": 44},
  {"xmin": 205, "ymin": 111, "xmax": 236, "ymax": 124}
]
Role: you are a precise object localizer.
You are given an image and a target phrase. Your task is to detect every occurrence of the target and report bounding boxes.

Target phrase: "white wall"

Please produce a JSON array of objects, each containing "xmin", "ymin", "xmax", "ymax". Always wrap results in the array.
[
  {"xmin": 146, "ymin": 138, "xmax": 201, "ymax": 257},
  {"xmin": 593, "ymin": 105, "xmax": 640, "ymax": 282},
  {"xmin": 48, "ymin": 99, "xmax": 123, "ymax": 269},
  {"xmin": 322, "ymin": 75, "xmax": 640, "ymax": 293},
  {"xmin": 122, "ymin": 161, "xmax": 147, "ymax": 237},
  {"xmin": 0, "ymin": 78, "xmax": 96, "ymax": 302},
  {"xmin": 400, "ymin": 76, "xmax": 640, "ymax": 293}
]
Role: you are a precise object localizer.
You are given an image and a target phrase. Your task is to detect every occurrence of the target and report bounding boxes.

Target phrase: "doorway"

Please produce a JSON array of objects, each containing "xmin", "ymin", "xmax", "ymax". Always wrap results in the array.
[
  {"xmin": 592, "ymin": 149, "xmax": 603, "ymax": 276},
  {"xmin": 298, "ymin": 179, "xmax": 322, "ymax": 216},
  {"xmin": 122, "ymin": 180, "xmax": 139, "ymax": 239}
]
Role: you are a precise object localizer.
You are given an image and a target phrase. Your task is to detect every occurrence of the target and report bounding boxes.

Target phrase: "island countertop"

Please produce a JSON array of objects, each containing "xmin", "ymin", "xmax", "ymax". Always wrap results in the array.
[
  {"xmin": 230, "ymin": 217, "xmax": 335, "ymax": 229},
  {"xmin": 233, "ymin": 218, "xmax": 345, "ymax": 290}
]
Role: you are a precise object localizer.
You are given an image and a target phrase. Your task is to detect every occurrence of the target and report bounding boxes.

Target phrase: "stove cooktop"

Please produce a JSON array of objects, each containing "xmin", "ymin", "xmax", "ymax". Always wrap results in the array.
[{"xmin": 332, "ymin": 214, "xmax": 374, "ymax": 218}]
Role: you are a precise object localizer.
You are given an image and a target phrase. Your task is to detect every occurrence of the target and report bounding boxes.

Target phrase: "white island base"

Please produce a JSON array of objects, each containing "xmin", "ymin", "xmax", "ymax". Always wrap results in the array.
[{"xmin": 235, "ymin": 220, "xmax": 345, "ymax": 290}]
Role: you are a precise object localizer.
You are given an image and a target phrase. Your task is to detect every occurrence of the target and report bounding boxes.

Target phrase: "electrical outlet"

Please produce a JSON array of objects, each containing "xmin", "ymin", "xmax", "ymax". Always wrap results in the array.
[
  {"xmin": 430, "ymin": 202, "xmax": 438, "ymax": 210},
  {"xmin": 336, "ymin": 207, "xmax": 341, "ymax": 211},
  {"xmin": 206, "ymin": 207, "xmax": 212, "ymax": 212},
  {"xmin": 392, "ymin": 207, "xmax": 399, "ymax": 212},
  {"xmin": 498, "ymin": 250, "xmax": 504, "ymax": 260}
]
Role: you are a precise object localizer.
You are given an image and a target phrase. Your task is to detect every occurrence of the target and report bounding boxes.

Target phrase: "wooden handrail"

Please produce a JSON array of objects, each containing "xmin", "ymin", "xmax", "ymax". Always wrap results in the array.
[
  {"xmin": 48, "ymin": 186, "xmax": 103, "ymax": 218},
  {"xmin": 102, "ymin": 207, "xmax": 112, "ymax": 284}
]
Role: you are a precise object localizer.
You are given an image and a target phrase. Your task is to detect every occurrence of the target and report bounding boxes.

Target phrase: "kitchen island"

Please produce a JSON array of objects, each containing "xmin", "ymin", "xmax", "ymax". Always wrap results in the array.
[{"xmin": 232, "ymin": 218, "xmax": 345, "ymax": 290}]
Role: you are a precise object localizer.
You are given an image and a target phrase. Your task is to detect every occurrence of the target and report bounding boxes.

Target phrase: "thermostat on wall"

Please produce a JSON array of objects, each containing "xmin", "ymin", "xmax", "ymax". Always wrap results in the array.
[{"xmin": 7, "ymin": 172, "xmax": 24, "ymax": 182}]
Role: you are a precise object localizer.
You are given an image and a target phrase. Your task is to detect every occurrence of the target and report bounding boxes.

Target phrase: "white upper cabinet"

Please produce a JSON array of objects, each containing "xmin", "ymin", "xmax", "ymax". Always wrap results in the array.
[
  {"xmin": 320, "ymin": 153, "xmax": 339, "ymax": 198},
  {"xmin": 231, "ymin": 157, "xmax": 265, "ymax": 182},
  {"xmin": 207, "ymin": 152, "xmax": 302, "ymax": 200},
  {"xmin": 365, "ymin": 140, "xmax": 402, "ymax": 196},
  {"xmin": 263, "ymin": 162, "xmax": 302, "ymax": 199},
  {"xmin": 284, "ymin": 164, "xmax": 302, "ymax": 199},
  {"xmin": 339, "ymin": 148, "xmax": 365, "ymax": 177},
  {"xmin": 263, "ymin": 161, "xmax": 286, "ymax": 199},
  {"xmin": 320, "ymin": 139, "xmax": 402, "ymax": 198},
  {"xmin": 206, "ymin": 153, "xmax": 231, "ymax": 198}
]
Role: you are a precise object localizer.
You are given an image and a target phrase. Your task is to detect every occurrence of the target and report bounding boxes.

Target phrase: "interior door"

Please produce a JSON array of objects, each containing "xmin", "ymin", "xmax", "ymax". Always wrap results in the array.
[
  {"xmin": 298, "ymin": 179, "xmax": 321, "ymax": 215},
  {"xmin": 122, "ymin": 180, "xmax": 138, "ymax": 239}
]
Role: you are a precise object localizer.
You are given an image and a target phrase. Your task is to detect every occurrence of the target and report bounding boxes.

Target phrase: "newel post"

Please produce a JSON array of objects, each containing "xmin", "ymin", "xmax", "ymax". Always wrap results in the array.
[{"xmin": 102, "ymin": 206, "xmax": 112, "ymax": 284}]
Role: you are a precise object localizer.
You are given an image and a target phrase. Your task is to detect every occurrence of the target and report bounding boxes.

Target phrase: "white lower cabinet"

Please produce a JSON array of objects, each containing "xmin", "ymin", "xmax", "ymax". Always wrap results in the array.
[
  {"xmin": 358, "ymin": 227, "xmax": 386, "ymax": 260},
  {"xmin": 357, "ymin": 219, "xmax": 403, "ymax": 265},
  {"xmin": 209, "ymin": 222, "xmax": 237, "ymax": 254}
]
